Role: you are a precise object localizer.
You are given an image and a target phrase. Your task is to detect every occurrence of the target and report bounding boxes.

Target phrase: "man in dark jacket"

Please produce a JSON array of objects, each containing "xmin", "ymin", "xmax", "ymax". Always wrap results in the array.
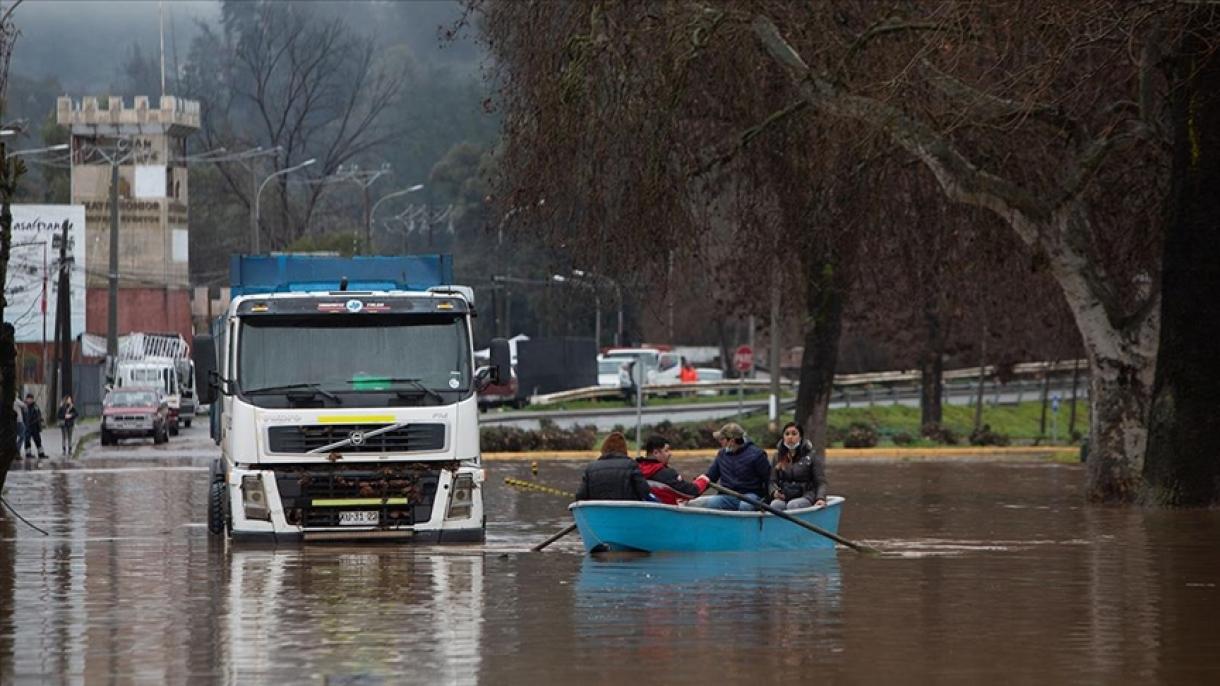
[
  {"xmin": 688, "ymin": 423, "xmax": 770, "ymax": 511},
  {"xmin": 574, "ymin": 431, "xmax": 652, "ymax": 501},
  {"xmin": 21, "ymin": 393, "xmax": 47, "ymax": 459},
  {"xmin": 636, "ymin": 435, "xmax": 705, "ymax": 504}
]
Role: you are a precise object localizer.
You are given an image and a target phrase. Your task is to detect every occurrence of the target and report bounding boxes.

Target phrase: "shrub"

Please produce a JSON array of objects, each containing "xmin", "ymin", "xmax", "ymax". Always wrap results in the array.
[
  {"xmin": 921, "ymin": 422, "xmax": 959, "ymax": 445},
  {"xmin": 645, "ymin": 420, "xmax": 719, "ymax": 450},
  {"xmin": 480, "ymin": 422, "xmax": 598, "ymax": 452},
  {"xmin": 843, "ymin": 422, "xmax": 879, "ymax": 448},
  {"xmin": 826, "ymin": 425, "xmax": 847, "ymax": 446},
  {"xmin": 969, "ymin": 424, "xmax": 1011, "ymax": 446},
  {"xmin": 892, "ymin": 431, "xmax": 914, "ymax": 446}
]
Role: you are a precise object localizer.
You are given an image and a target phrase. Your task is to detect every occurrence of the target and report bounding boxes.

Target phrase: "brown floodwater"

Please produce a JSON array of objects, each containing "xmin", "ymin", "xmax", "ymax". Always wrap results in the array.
[{"xmin": 2, "ymin": 453, "xmax": 1219, "ymax": 684}]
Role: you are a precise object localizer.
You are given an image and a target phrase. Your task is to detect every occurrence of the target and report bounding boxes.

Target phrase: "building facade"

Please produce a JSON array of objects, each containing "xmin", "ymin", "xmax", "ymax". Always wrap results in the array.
[{"xmin": 56, "ymin": 95, "xmax": 200, "ymax": 343}]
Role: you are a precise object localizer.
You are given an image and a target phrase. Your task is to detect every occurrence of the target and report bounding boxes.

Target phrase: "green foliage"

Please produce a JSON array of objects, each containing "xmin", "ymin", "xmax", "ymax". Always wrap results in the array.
[{"xmin": 480, "ymin": 419, "xmax": 597, "ymax": 452}]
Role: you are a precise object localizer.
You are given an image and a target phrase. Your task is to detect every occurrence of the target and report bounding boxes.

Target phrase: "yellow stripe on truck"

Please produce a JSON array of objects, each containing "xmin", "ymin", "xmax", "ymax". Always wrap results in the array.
[
  {"xmin": 312, "ymin": 498, "xmax": 410, "ymax": 507},
  {"xmin": 316, "ymin": 415, "xmax": 397, "ymax": 424}
]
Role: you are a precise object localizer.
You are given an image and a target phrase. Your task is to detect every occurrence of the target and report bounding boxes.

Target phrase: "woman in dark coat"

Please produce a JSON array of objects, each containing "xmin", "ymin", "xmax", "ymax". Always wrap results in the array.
[{"xmin": 768, "ymin": 422, "xmax": 827, "ymax": 510}]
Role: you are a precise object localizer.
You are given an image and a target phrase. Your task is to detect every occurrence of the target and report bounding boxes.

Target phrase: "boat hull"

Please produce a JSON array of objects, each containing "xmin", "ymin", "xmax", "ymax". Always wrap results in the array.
[{"xmin": 568, "ymin": 496, "xmax": 844, "ymax": 553}]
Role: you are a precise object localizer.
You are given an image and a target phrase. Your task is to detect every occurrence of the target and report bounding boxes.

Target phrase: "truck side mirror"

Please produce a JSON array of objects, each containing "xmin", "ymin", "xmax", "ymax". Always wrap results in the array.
[
  {"xmin": 489, "ymin": 338, "xmax": 511, "ymax": 385},
  {"xmin": 193, "ymin": 335, "xmax": 218, "ymax": 405}
]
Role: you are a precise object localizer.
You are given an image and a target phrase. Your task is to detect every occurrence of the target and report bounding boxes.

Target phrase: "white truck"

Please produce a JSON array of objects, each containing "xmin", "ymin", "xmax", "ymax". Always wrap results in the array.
[{"xmin": 195, "ymin": 255, "xmax": 509, "ymax": 543}]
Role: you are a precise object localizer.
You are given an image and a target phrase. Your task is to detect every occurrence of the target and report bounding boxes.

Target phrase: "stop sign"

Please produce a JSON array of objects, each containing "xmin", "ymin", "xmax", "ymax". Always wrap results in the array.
[{"xmin": 733, "ymin": 345, "xmax": 753, "ymax": 372}]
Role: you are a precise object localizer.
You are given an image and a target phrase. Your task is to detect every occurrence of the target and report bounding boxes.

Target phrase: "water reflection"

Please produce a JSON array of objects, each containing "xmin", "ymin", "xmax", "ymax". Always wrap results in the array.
[
  {"xmin": 573, "ymin": 551, "xmax": 843, "ymax": 679},
  {"xmin": 218, "ymin": 547, "xmax": 485, "ymax": 683}
]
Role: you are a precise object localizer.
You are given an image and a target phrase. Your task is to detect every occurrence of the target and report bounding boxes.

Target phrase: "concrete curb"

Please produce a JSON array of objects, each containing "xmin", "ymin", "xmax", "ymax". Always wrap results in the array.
[{"xmin": 482, "ymin": 446, "xmax": 1080, "ymax": 461}]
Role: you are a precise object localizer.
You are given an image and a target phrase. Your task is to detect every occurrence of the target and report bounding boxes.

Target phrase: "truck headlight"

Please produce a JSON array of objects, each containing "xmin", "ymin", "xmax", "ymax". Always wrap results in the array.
[
  {"xmin": 241, "ymin": 474, "xmax": 270, "ymax": 521},
  {"xmin": 446, "ymin": 474, "xmax": 474, "ymax": 520}
]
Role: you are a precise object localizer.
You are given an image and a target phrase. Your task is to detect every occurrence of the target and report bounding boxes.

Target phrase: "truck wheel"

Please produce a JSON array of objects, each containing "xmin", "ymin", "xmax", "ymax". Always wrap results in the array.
[
  {"xmin": 154, "ymin": 426, "xmax": 168, "ymax": 444},
  {"xmin": 208, "ymin": 480, "xmax": 227, "ymax": 535},
  {"xmin": 170, "ymin": 422, "xmax": 179, "ymax": 437},
  {"xmin": 184, "ymin": 418, "xmax": 192, "ymax": 428},
  {"xmin": 100, "ymin": 429, "xmax": 113, "ymax": 446}
]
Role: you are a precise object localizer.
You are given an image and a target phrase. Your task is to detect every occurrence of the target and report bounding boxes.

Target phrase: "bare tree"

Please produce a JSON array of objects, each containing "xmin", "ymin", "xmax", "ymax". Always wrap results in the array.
[
  {"xmin": 182, "ymin": 0, "xmax": 403, "ymax": 249},
  {"xmin": 744, "ymin": 2, "xmax": 1181, "ymax": 503}
]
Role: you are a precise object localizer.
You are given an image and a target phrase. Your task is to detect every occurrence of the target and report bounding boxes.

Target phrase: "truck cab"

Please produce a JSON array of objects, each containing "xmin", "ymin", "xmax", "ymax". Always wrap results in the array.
[{"xmin": 196, "ymin": 255, "xmax": 509, "ymax": 543}]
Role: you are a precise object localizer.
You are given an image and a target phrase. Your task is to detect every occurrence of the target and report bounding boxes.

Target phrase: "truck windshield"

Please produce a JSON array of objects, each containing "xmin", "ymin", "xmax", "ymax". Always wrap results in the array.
[{"xmin": 238, "ymin": 314, "xmax": 471, "ymax": 399}]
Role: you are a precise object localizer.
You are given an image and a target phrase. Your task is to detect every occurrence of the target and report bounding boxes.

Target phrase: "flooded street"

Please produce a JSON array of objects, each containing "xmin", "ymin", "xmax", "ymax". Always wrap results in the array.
[{"xmin": 2, "ymin": 425, "xmax": 1219, "ymax": 683}]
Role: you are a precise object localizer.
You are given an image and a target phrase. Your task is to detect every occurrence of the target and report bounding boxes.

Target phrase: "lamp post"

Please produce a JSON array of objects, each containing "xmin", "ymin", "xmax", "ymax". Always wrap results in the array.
[
  {"xmin": 9, "ymin": 143, "xmax": 69, "ymax": 158},
  {"xmin": 572, "ymin": 269, "xmax": 623, "ymax": 346},
  {"xmin": 253, "ymin": 157, "xmax": 315, "ymax": 253},
  {"xmin": 370, "ymin": 184, "xmax": 424, "ymax": 252}
]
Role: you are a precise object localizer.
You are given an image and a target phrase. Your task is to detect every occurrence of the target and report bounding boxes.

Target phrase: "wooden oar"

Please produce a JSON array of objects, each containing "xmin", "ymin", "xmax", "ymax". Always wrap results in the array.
[
  {"xmin": 502, "ymin": 478, "xmax": 579, "ymax": 551},
  {"xmin": 532, "ymin": 523, "xmax": 578, "ymax": 551},
  {"xmin": 704, "ymin": 482, "xmax": 878, "ymax": 554}
]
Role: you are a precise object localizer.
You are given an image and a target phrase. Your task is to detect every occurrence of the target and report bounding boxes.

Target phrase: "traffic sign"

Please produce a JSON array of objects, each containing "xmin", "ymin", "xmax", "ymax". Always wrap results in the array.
[{"xmin": 734, "ymin": 345, "xmax": 754, "ymax": 372}]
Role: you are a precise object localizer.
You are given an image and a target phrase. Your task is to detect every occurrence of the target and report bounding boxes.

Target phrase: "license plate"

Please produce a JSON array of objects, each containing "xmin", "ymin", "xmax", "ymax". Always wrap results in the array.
[{"xmin": 338, "ymin": 511, "xmax": 379, "ymax": 526}]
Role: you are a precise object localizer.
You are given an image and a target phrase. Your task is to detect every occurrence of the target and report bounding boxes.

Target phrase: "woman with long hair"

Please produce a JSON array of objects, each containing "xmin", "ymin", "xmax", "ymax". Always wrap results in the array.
[{"xmin": 768, "ymin": 422, "xmax": 827, "ymax": 510}]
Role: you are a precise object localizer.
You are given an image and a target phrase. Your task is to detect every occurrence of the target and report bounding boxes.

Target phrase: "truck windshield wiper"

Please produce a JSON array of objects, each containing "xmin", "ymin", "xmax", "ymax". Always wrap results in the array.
[
  {"xmin": 357, "ymin": 377, "xmax": 445, "ymax": 404},
  {"xmin": 243, "ymin": 383, "xmax": 342, "ymax": 404}
]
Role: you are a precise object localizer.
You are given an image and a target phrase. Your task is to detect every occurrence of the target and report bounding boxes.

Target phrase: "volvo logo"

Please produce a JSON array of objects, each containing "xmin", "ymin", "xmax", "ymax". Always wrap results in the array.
[{"xmin": 348, "ymin": 430, "xmax": 366, "ymax": 446}]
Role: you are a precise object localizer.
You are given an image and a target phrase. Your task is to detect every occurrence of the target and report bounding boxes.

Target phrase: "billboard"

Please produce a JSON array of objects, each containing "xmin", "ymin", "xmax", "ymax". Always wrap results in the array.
[{"xmin": 5, "ymin": 205, "xmax": 87, "ymax": 343}]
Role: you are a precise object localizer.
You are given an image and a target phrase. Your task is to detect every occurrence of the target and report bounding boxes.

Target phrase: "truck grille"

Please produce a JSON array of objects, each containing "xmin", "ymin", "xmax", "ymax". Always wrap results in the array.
[
  {"xmin": 273, "ymin": 463, "xmax": 443, "ymax": 528},
  {"xmin": 266, "ymin": 423, "xmax": 445, "ymax": 454}
]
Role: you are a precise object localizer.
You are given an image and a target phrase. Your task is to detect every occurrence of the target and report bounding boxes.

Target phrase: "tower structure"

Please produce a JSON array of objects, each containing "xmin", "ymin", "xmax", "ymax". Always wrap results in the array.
[{"xmin": 56, "ymin": 95, "xmax": 200, "ymax": 342}]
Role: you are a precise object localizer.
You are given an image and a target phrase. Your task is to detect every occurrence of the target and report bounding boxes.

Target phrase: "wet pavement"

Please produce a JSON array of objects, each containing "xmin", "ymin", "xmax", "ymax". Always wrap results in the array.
[{"xmin": 2, "ymin": 423, "xmax": 1219, "ymax": 683}]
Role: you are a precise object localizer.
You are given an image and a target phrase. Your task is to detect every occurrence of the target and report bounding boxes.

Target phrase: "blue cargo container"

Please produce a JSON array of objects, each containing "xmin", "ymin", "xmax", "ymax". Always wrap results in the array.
[{"xmin": 230, "ymin": 254, "xmax": 454, "ymax": 296}]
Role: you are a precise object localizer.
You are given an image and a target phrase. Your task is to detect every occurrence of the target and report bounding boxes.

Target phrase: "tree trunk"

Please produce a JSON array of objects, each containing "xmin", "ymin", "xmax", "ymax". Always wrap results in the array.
[
  {"xmin": 1068, "ymin": 358, "xmax": 1081, "ymax": 438},
  {"xmin": 794, "ymin": 255, "xmax": 846, "ymax": 454},
  {"xmin": 919, "ymin": 307, "xmax": 944, "ymax": 427},
  {"xmin": 1143, "ymin": 23, "xmax": 1220, "ymax": 507}
]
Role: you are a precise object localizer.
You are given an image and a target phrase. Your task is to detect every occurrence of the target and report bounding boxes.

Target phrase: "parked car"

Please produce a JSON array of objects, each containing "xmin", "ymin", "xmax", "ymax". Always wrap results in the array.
[{"xmin": 101, "ymin": 387, "xmax": 170, "ymax": 445}]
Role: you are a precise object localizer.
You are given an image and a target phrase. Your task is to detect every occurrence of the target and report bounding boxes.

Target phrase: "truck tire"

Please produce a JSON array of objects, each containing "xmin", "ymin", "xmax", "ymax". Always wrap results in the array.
[
  {"xmin": 208, "ymin": 480, "xmax": 227, "ymax": 535},
  {"xmin": 153, "ymin": 425, "xmax": 168, "ymax": 444},
  {"xmin": 170, "ymin": 422, "xmax": 179, "ymax": 437},
  {"xmin": 100, "ymin": 429, "xmax": 113, "ymax": 446},
  {"xmin": 184, "ymin": 418, "xmax": 192, "ymax": 428}
]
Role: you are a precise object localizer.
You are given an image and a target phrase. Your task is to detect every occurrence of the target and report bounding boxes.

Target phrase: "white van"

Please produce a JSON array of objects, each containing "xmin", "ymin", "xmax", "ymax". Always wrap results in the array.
[
  {"xmin": 600, "ymin": 348, "xmax": 683, "ymax": 392},
  {"xmin": 114, "ymin": 360, "xmax": 182, "ymax": 435}
]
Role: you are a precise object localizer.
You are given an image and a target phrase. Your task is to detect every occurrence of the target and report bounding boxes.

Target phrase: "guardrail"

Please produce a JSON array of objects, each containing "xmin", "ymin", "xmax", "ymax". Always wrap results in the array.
[{"xmin": 525, "ymin": 359, "xmax": 1086, "ymax": 406}]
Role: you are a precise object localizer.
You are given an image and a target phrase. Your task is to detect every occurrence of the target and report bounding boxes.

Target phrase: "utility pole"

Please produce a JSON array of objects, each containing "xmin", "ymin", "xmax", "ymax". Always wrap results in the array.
[
  {"xmin": 49, "ymin": 219, "xmax": 72, "ymax": 419},
  {"xmin": 107, "ymin": 158, "xmax": 119, "ymax": 364},
  {"xmin": 768, "ymin": 279, "xmax": 781, "ymax": 431}
]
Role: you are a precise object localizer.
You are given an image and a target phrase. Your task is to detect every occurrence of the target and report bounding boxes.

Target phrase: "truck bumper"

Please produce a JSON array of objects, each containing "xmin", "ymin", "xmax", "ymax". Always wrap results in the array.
[{"xmin": 224, "ymin": 462, "xmax": 485, "ymax": 543}]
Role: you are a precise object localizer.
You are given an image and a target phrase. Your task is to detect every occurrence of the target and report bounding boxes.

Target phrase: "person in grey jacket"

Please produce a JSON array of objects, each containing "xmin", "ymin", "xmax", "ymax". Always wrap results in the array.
[{"xmin": 768, "ymin": 422, "xmax": 827, "ymax": 510}]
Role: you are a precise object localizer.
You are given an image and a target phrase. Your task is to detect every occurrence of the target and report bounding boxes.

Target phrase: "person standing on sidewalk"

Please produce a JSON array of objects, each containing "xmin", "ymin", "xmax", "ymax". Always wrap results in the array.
[
  {"xmin": 57, "ymin": 394, "xmax": 78, "ymax": 456},
  {"xmin": 14, "ymin": 396, "xmax": 25, "ymax": 451},
  {"xmin": 21, "ymin": 393, "xmax": 48, "ymax": 459}
]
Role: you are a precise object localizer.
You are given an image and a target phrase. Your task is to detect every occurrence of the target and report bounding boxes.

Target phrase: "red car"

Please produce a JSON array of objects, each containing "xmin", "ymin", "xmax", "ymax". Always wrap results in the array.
[{"xmin": 101, "ymin": 388, "xmax": 171, "ymax": 445}]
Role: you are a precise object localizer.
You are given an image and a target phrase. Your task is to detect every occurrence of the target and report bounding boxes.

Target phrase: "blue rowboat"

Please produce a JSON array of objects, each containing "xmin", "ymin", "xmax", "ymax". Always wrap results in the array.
[{"xmin": 568, "ymin": 496, "xmax": 845, "ymax": 553}]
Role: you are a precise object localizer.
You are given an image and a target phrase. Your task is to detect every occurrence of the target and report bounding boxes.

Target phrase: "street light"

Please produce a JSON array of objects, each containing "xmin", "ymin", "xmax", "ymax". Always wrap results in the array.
[
  {"xmin": 253, "ymin": 157, "xmax": 315, "ymax": 253},
  {"xmin": 573, "ymin": 269, "xmax": 624, "ymax": 346},
  {"xmin": 10, "ymin": 143, "xmax": 69, "ymax": 157},
  {"xmin": 370, "ymin": 183, "xmax": 424, "ymax": 251}
]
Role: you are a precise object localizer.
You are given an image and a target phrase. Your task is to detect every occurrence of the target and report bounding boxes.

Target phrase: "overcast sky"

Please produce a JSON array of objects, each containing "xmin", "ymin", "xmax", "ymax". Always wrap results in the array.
[
  {"xmin": 10, "ymin": 1, "xmax": 221, "ymax": 91},
  {"xmin": 8, "ymin": 0, "xmax": 478, "ymax": 93}
]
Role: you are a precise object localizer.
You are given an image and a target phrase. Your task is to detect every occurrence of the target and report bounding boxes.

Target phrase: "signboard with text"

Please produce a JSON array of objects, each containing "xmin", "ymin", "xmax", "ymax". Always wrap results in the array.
[{"xmin": 5, "ymin": 205, "xmax": 87, "ymax": 343}]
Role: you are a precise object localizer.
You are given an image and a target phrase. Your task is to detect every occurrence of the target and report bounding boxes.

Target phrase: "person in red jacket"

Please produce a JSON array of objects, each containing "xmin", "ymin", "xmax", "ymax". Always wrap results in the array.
[{"xmin": 635, "ymin": 435, "xmax": 706, "ymax": 504}]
